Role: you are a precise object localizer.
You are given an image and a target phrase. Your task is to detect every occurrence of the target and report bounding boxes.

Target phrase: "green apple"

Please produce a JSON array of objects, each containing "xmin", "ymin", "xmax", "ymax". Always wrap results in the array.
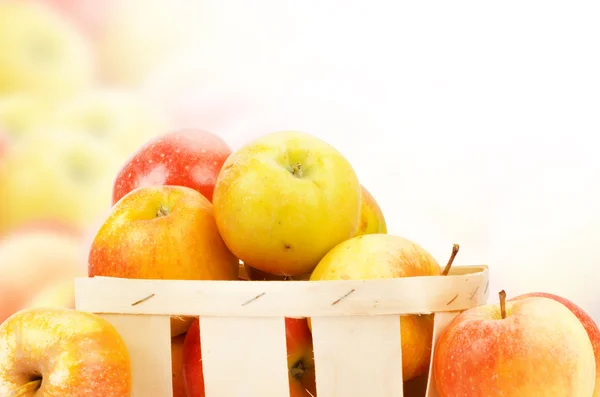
[
  {"xmin": 213, "ymin": 130, "xmax": 361, "ymax": 276},
  {"xmin": 0, "ymin": 129, "xmax": 122, "ymax": 235},
  {"xmin": 0, "ymin": 1, "xmax": 95, "ymax": 98}
]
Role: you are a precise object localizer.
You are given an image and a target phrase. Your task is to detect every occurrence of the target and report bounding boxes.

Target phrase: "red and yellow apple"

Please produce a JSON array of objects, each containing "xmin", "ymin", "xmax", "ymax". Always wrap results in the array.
[
  {"xmin": 112, "ymin": 128, "xmax": 232, "ymax": 205},
  {"xmin": 0, "ymin": 130, "xmax": 124, "ymax": 235},
  {"xmin": 309, "ymin": 233, "xmax": 442, "ymax": 382},
  {"xmin": 433, "ymin": 291, "xmax": 597, "ymax": 396},
  {"xmin": 0, "ymin": 307, "xmax": 131, "ymax": 396},
  {"xmin": 511, "ymin": 291, "xmax": 600, "ymax": 397},
  {"xmin": 354, "ymin": 184, "xmax": 387, "ymax": 236},
  {"xmin": 0, "ymin": 1, "xmax": 94, "ymax": 98},
  {"xmin": 182, "ymin": 317, "xmax": 316, "ymax": 397},
  {"xmin": 88, "ymin": 185, "xmax": 239, "ymax": 336},
  {"xmin": 0, "ymin": 227, "xmax": 86, "ymax": 324},
  {"xmin": 171, "ymin": 332, "xmax": 188, "ymax": 397},
  {"xmin": 213, "ymin": 130, "xmax": 362, "ymax": 276}
]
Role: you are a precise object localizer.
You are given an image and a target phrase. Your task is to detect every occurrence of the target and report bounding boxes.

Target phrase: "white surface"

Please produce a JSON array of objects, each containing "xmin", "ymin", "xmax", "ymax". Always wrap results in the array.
[{"xmin": 139, "ymin": 1, "xmax": 600, "ymax": 321}]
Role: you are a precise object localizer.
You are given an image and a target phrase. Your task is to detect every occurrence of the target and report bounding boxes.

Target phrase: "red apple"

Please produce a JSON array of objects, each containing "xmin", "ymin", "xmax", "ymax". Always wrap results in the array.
[
  {"xmin": 183, "ymin": 317, "xmax": 316, "ymax": 397},
  {"xmin": 112, "ymin": 128, "xmax": 232, "ymax": 205},
  {"xmin": 511, "ymin": 292, "xmax": 600, "ymax": 397},
  {"xmin": 433, "ymin": 290, "xmax": 597, "ymax": 396}
]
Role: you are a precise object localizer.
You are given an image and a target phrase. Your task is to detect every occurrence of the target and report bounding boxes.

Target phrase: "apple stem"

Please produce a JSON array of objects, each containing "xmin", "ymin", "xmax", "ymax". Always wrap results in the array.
[
  {"xmin": 291, "ymin": 163, "xmax": 303, "ymax": 178},
  {"xmin": 441, "ymin": 244, "xmax": 460, "ymax": 276},
  {"xmin": 156, "ymin": 204, "xmax": 168, "ymax": 217},
  {"xmin": 499, "ymin": 290, "xmax": 507, "ymax": 319},
  {"xmin": 9, "ymin": 378, "xmax": 42, "ymax": 397}
]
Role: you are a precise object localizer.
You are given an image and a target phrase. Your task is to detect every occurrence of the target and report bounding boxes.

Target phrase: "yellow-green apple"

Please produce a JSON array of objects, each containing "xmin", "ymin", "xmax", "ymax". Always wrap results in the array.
[
  {"xmin": 213, "ymin": 130, "xmax": 361, "ymax": 276},
  {"xmin": 88, "ymin": 185, "xmax": 239, "ymax": 336},
  {"xmin": 0, "ymin": 307, "xmax": 132, "ymax": 396},
  {"xmin": 182, "ymin": 317, "xmax": 316, "ymax": 397},
  {"xmin": 24, "ymin": 277, "xmax": 77, "ymax": 310},
  {"xmin": 0, "ymin": 227, "xmax": 86, "ymax": 324},
  {"xmin": 0, "ymin": 1, "xmax": 94, "ymax": 98},
  {"xmin": 0, "ymin": 94, "xmax": 56, "ymax": 141},
  {"xmin": 171, "ymin": 332, "xmax": 188, "ymax": 397},
  {"xmin": 49, "ymin": 88, "xmax": 169, "ymax": 157},
  {"xmin": 0, "ymin": 130, "xmax": 123, "ymax": 235},
  {"xmin": 112, "ymin": 128, "xmax": 232, "ymax": 205},
  {"xmin": 309, "ymin": 233, "xmax": 442, "ymax": 382},
  {"xmin": 433, "ymin": 291, "xmax": 596, "ymax": 396},
  {"xmin": 354, "ymin": 184, "xmax": 387, "ymax": 236},
  {"xmin": 510, "ymin": 292, "xmax": 600, "ymax": 397}
]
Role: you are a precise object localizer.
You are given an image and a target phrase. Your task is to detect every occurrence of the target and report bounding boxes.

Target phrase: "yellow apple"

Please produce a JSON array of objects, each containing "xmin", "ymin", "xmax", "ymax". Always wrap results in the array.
[
  {"xmin": 0, "ymin": 227, "xmax": 86, "ymax": 324},
  {"xmin": 213, "ymin": 130, "xmax": 361, "ymax": 276},
  {"xmin": 0, "ymin": 129, "xmax": 123, "ymax": 235},
  {"xmin": 0, "ymin": 307, "xmax": 132, "ymax": 396},
  {"xmin": 24, "ymin": 277, "xmax": 77, "ymax": 310},
  {"xmin": 354, "ymin": 184, "xmax": 387, "ymax": 236},
  {"xmin": 0, "ymin": 1, "xmax": 95, "ymax": 98},
  {"xmin": 309, "ymin": 233, "xmax": 442, "ymax": 382},
  {"xmin": 48, "ymin": 88, "xmax": 169, "ymax": 157}
]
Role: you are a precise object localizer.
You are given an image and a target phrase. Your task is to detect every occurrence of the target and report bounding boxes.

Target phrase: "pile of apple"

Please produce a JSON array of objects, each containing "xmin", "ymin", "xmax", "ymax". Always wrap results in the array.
[{"xmin": 1, "ymin": 126, "xmax": 599, "ymax": 397}]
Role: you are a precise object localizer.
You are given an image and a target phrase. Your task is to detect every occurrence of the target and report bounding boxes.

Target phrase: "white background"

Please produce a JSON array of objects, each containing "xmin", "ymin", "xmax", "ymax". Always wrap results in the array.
[{"xmin": 140, "ymin": 0, "xmax": 600, "ymax": 320}]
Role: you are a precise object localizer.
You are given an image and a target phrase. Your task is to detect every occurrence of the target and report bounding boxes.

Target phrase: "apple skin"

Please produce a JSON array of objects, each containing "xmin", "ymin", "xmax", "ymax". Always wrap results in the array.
[
  {"xmin": 213, "ymin": 130, "xmax": 362, "ymax": 276},
  {"xmin": 433, "ymin": 295, "xmax": 596, "ymax": 396},
  {"xmin": 182, "ymin": 317, "xmax": 316, "ymax": 397},
  {"xmin": 171, "ymin": 333, "xmax": 187, "ymax": 397},
  {"xmin": 112, "ymin": 128, "xmax": 232, "ymax": 205},
  {"xmin": 0, "ymin": 1, "xmax": 94, "ymax": 98},
  {"xmin": 309, "ymin": 233, "xmax": 441, "ymax": 382},
  {"xmin": 0, "ymin": 307, "xmax": 132, "ymax": 396},
  {"xmin": 0, "ymin": 228, "xmax": 87, "ymax": 325},
  {"xmin": 510, "ymin": 292, "xmax": 600, "ymax": 397},
  {"xmin": 354, "ymin": 184, "xmax": 387, "ymax": 236},
  {"xmin": 244, "ymin": 262, "xmax": 311, "ymax": 281},
  {"xmin": 89, "ymin": 184, "xmax": 239, "ymax": 281}
]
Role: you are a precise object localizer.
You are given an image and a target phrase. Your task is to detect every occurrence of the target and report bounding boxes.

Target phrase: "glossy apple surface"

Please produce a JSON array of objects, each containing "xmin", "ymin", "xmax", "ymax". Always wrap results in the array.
[
  {"xmin": 213, "ymin": 130, "xmax": 361, "ymax": 276},
  {"xmin": 354, "ymin": 184, "xmax": 387, "ymax": 236},
  {"xmin": 112, "ymin": 128, "xmax": 232, "ymax": 205},
  {"xmin": 511, "ymin": 291, "xmax": 600, "ymax": 397},
  {"xmin": 0, "ymin": 307, "xmax": 132, "ymax": 396},
  {"xmin": 309, "ymin": 233, "xmax": 441, "ymax": 382},
  {"xmin": 182, "ymin": 317, "xmax": 316, "ymax": 397},
  {"xmin": 433, "ymin": 293, "xmax": 596, "ymax": 396}
]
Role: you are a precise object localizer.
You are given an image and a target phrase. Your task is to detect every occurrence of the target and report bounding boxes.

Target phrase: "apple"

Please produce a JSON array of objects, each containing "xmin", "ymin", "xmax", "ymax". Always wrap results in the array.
[
  {"xmin": 171, "ymin": 332, "xmax": 188, "ymax": 397},
  {"xmin": 0, "ymin": 228, "xmax": 86, "ymax": 324},
  {"xmin": 511, "ymin": 291, "xmax": 600, "ymax": 397},
  {"xmin": 0, "ymin": 129, "xmax": 123, "ymax": 236},
  {"xmin": 88, "ymin": 185, "xmax": 239, "ymax": 337},
  {"xmin": 0, "ymin": 307, "xmax": 132, "ymax": 395},
  {"xmin": 244, "ymin": 262, "xmax": 311, "ymax": 281},
  {"xmin": 213, "ymin": 130, "xmax": 362, "ymax": 276},
  {"xmin": 33, "ymin": 0, "xmax": 117, "ymax": 39},
  {"xmin": 354, "ymin": 184, "xmax": 387, "ymax": 236},
  {"xmin": 112, "ymin": 128, "xmax": 232, "ymax": 205},
  {"xmin": 309, "ymin": 233, "xmax": 442, "ymax": 382},
  {"xmin": 49, "ymin": 88, "xmax": 170, "ymax": 158},
  {"xmin": 182, "ymin": 317, "xmax": 316, "ymax": 397},
  {"xmin": 0, "ymin": 94, "xmax": 56, "ymax": 141},
  {"xmin": 433, "ymin": 291, "xmax": 597, "ymax": 396},
  {"xmin": 0, "ymin": 1, "xmax": 95, "ymax": 98}
]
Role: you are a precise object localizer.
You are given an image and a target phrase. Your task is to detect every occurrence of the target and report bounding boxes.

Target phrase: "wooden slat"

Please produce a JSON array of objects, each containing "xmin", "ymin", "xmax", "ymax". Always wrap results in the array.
[
  {"xmin": 99, "ymin": 314, "xmax": 172, "ymax": 397},
  {"xmin": 425, "ymin": 311, "xmax": 463, "ymax": 397},
  {"xmin": 311, "ymin": 315, "xmax": 403, "ymax": 397},
  {"xmin": 74, "ymin": 266, "xmax": 489, "ymax": 318},
  {"xmin": 200, "ymin": 316, "xmax": 290, "ymax": 397}
]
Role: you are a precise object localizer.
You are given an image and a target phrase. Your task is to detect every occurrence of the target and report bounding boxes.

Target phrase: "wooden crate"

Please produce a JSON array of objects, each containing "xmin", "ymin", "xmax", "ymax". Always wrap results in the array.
[{"xmin": 74, "ymin": 264, "xmax": 489, "ymax": 397}]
